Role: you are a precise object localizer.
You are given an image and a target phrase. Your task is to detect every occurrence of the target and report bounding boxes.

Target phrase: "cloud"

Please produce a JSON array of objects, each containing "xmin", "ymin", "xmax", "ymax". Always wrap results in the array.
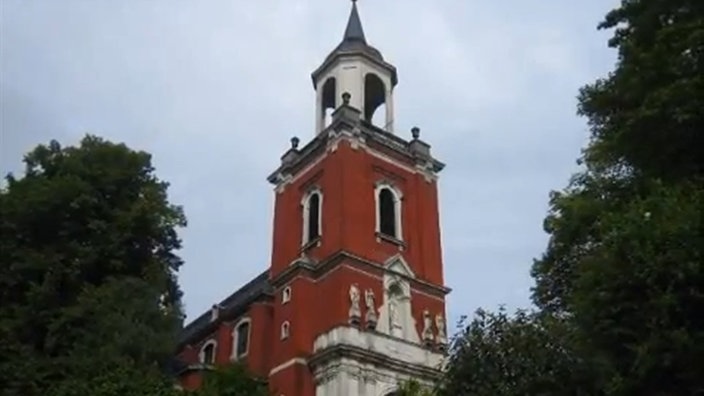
[{"xmin": 1, "ymin": 0, "xmax": 618, "ymax": 326}]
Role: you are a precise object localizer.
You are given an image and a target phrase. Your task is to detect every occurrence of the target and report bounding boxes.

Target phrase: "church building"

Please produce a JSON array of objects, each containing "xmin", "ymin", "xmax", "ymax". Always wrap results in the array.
[{"xmin": 175, "ymin": 2, "xmax": 450, "ymax": 395}]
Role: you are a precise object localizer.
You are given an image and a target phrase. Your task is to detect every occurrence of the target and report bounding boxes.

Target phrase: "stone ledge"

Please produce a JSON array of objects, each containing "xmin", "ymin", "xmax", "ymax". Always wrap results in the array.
[{"xmin": 312, "ymin": 325, "xmax": 444, "ymax": 371}]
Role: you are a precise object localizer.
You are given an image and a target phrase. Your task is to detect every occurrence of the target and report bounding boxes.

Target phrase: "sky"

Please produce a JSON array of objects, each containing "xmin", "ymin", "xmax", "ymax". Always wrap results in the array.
[{"xmin": 1, "ymin": 0, "xmax": 619, "ymax": 328}]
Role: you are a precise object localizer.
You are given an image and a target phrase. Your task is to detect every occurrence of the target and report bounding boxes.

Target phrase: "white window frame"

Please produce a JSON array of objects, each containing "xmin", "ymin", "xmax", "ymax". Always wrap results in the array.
[
  {"xmin": 282, "ymin": 286, "xmax": 292, "ymax": 304},
  {"xmin": 374, "ymin": 181, "xmax": 403, "ymax": 240},
  {"xmin": 280, "ymin": 321, "xmax": 291, "ymax": 340},
  {"xmin": 199, "ymin": 339, "xmax": 217, "ymax": 364},
  {"xmin": 301, "ymin": 188, "xmax": 323, "ymax": 246},
  {"xmin": 231, "ymin": 317, "xmax": 252, "ymax": 361}
]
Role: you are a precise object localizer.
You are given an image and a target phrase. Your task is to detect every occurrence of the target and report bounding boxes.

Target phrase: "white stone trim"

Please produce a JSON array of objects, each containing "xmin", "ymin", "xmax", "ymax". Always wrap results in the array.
[
  {"xmin": 377, "ymin": 270, "xmax": 418, "ymax": 342},
  {"xmin": 374, "ymin": 181, "xmax": 403, "ymax": 240},
  {"xmin": 199, "ymin": 339, "xmax": 217, "ymax": 364},
  {"xmin": 282, "ymin": 286, "xmax": 292, "ymax": 304},
  {"xmin": 384, "ymin": 254, "xmax": 415, "ymax": 279},
  {"xmin": 313, "ymin": 54, "xmax": 396, "ymax": 134},
  {"xmin": 272, "ymin": 133, "xmax": 436, "ymax": 193},
  {"xmin": 230, "ymin": 317, "xmax": 251, "ymax": 361},
  {"xmin": 269, "ymin": 357, "xmax": 308, "ymax": 376},
  {"xmin": 312, "ymin": 326, "xmax": 444, "ymax": 396},
  {"xmin": 279, "ymin": 262, "xmax": 446, "ymax": 302},
  {"xmin": 281, "ymin": 321, "xmax": 291, "ymax": 340},
  {"xmin": 301, "ymin": 188, "xmax": 323, "ymax": 245}
]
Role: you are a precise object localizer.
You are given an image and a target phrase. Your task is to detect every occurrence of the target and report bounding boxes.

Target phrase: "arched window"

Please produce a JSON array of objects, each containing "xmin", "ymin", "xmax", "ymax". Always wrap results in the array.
[
  {"xmin": 308, "ymin": 193, "xmax": 320, "ymax": 240},
  {"xmin": 375, "ymin": 183, "xmax": 402, "ymax": 240},
  {"xmin": 364, "ymin": 73, "xmax": 387, "ymax": 127},
  {"xmin": 281, "ymin": 321, "xmax": 290, "ymax": 340},
  {"xmin": 302, "ymin": 190, "xmax": 323, "ymax": 245},
  {"xmin": 199, "ymin": 340, "xmax": 217, "ymax": 364},
  {"xmin": 379, "ymin": 188, "xmax": 396, "ymax": 236},
  {"xmin": 282, "ymin": 286, "xmax": 292, "ymax": 304},
  {"xmin": 232, "ymin": 319, "xmax": 251, "ymax": 360},
  {"xmin": 320, "ymin": 77, "xmax": 337, "ymax": 130}
]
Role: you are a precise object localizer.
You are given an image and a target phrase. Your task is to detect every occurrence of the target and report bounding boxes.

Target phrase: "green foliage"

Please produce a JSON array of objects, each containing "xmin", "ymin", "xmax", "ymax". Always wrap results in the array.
[
  {"xmin": 396, "ymin": 379, "xmax": 435, "ymax": 396},
  {"xmin": 577, "ymin": 0, "xmax": 704, "ymax": 181},
  {"xmin": 194, "ymin": 364, "xmax": 269, "ymax": 396},
  {"xmin": 432, "ymin": 1, "xmax": 703, "ymax": 395},
  {"xmin": 436, "ymin": 309, "xmax": 597, "ymax": 396},
  {"xmin": 529, "ymin": 0, "xmax": 704, "ymax": 394},
  {"xmin": 0, "ymin": 135, "xmax": 187, "ymax": 395}
]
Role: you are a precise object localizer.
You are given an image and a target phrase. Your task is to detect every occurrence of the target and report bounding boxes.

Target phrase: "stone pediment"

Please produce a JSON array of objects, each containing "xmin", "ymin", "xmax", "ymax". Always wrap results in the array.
[{"xmin": 384, "ymin": 254, "xmax": 415, "ymax": 278}]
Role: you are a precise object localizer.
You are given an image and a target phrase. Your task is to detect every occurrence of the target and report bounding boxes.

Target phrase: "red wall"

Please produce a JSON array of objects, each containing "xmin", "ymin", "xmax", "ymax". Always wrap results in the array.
[{"xmin": 270, "ymin": 140, "xmax": 444, "ymax": 286}]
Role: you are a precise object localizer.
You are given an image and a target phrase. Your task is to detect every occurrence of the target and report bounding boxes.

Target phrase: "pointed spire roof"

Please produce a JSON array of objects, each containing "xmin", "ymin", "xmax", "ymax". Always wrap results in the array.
[
  {"xmin": 325, "ymin": 0, "xmax": 383, "ymax": 62},
  {"xmin": 312, "ymin": 0, "xmax": 397, "ymax": 88},
  {"xmin": 343, "ymin": 0, "xmax": 366, "ymax": 44}
]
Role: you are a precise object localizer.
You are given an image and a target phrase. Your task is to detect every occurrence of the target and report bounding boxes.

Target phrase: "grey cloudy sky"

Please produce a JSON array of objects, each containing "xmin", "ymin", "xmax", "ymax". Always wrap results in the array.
[{"xmin": 1, "ymin": 0, "xmax": 618, "ymax": 327}]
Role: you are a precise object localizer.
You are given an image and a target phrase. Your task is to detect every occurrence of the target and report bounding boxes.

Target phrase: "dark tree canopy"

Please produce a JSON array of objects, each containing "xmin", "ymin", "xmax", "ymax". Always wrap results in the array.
[
  {"xmin": 195, "ymin": 364, "xmax": 268, "ymax": 396},
  {"xmin": 429, "ymin": 0, "xmax": 703, "ymax": 395},
  {"xmin": 434, "ymin": 309, "xmax": 597, "ymax": 396},
  {"xmin": 529, "ymin": 0, "xmax": 704, "ymax": 394},
  {"xmin": 0, "ymin": 135, "xmax": 187, "ymax": 395}
]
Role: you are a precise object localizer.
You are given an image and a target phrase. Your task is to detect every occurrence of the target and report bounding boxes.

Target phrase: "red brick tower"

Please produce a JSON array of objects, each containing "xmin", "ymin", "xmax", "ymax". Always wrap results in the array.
[{"xmin": 265, "ymin": 1, "xmax": 449, "ymax": 394}]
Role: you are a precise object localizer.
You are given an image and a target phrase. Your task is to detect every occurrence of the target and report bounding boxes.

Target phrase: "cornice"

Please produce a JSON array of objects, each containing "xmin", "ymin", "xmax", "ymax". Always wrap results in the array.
[
  {"xmin": 270, "ymin": 250, "xmax": 451, "ymax": 297},
  {"xmin": 308, "ymin": 343, "xmax": 442, "ymax": 381}
]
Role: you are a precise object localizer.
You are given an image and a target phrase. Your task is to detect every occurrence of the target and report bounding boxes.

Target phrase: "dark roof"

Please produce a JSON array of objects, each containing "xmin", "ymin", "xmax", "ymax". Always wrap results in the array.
[
  {"xmin": 178, "ymin": 270, "xmax": 272, "ymax": 346},
  {"xmin": 326, "ymin": 1, "xmax": 383, "ymax": 62},
  {"xmin": 164, "ymin": 357, "xmax": 189, "ymax": 377},
  {"xmin": 343, "ymin": 1, "xmax": 366, "ymax": 44}
]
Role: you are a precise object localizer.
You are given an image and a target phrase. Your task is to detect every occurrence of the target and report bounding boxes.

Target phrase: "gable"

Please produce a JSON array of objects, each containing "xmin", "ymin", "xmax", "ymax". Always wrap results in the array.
[{"xmin": 383, "ymin": 254, "xmax": 415, "ymax": 278}]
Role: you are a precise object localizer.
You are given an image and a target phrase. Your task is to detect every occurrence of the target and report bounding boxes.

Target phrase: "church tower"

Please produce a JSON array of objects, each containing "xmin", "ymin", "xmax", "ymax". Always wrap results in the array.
[{"xmin": 266, "ymin": 1, "xmax": 450, "ymax": 395}]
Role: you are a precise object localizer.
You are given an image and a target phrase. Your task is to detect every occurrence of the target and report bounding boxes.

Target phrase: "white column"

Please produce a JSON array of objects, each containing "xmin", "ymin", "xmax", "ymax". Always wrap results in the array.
[
  {"xmin": 385, "ymin": 88, "xmax": 395, "ymax": 132},
  {"xmin": 346, "ymin": 371, "xmax": 360, "ymax": 395},
  {"xmin": 325, "ymin": 373, "xmax": 343, "ymax": 396},
  {"xmin": 316, "ymin": 87, "xmax": 323, "ymax": 134},
  {"xmin": 363, "ymin": 377, "xmax": 375, "ymax": 396}
]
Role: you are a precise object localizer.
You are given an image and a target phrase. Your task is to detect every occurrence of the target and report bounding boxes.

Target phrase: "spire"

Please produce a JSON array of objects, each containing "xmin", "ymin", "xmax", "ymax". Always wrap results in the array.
[{"xmin": 343, "ymin": 0, "xmax": 366, "ymax": 44}]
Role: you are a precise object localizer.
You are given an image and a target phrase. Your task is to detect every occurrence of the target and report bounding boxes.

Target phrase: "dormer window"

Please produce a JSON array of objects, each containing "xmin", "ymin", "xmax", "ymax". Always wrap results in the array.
[
  {"xmin": 302, "ymin": 189, "xmax": 323, "ymax": 246},
  {"xmin": 375, "ymin": 182, "xmax": 403, "ymax": 240},
  {"xmin": 199, "ymin": 340, "xmax": 217, "ymax": 364}
]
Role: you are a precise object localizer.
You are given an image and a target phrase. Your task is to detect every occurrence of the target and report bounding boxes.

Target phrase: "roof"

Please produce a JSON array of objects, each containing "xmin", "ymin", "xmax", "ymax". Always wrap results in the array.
[
  {"xmin": 343, "ymin": 0, "xmax": 366, "ymax": 43},
  {"xmin": 325, "ymin": 0, "xmax": 384, "ymax": 63},
  {"xmin": 178, "ymin": 270, "xmax": 272, "ymax": 347}
]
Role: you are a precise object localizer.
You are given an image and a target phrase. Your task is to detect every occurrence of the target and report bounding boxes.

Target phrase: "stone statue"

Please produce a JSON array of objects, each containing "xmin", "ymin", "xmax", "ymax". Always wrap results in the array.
[
  {"xmin": 348, "ymin": 284, "xmax": 361, "ymax": 324},
  {"xmin": 389, "ymin": 298, "xmax": 402, "ymax": 337},
  {"xmin": 421, "ymin": 309, "xmax": 433, "ymax": 342},
  {"xmin": 364, "ymin": 289, "xmax": 377, "ymax": 328},
  {"xmin": 435, "ymin": 313, "xmax": 447, "ymax": 345},
  {"xmin": 364, "ymin": 289, "xmax": 375, "ymax": 309}
]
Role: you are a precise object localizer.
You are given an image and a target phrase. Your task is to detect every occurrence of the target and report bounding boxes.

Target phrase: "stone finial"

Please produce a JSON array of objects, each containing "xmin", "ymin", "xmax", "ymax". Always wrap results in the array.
[
  {"xmin": 290, "ymin": 136, "xmax": 300, "ymax": 150},
  {"xmin": 210, "ymin": 304, "xmax": 220, "ymax": 322},
  {"xmin": 411, "ymin": 126, "xmax": 420, "ymax": 140},
  {"xmin": 342, "ymin": 92, "xmax": 351, "ymax": 106}
]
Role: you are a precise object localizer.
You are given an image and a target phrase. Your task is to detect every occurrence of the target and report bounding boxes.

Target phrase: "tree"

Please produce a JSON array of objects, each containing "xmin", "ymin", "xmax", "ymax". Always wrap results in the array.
[
  {"xmin": 532, "ymin": 0, "xmax": 704, "ymax": 394},
  {"xmin": 395, "ymin": 379, "xmax": 436, "ymax": 396},
  {"xmin": 0, "ymin": 135, "xmax": 187, "ymax": 395},
  {"xmin": 434, "ymin": 309, "xmax": 596, "ymax": 396},
  {"xmin": 194, "ymin": 364, "xmax": 269, "ymax": 396}
]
